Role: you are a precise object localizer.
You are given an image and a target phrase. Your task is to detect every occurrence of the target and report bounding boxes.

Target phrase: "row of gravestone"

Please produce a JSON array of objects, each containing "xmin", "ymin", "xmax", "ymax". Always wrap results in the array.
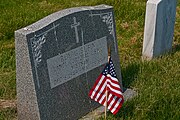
[{"xmin": 15, "ymin": 0, "xmax": 177, "ymax": 120}]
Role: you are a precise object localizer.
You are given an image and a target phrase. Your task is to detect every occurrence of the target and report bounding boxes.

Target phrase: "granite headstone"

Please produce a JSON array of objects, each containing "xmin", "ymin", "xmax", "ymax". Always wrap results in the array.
[
  {"xmin": 142, "ymin": 0, "xmax": 177, "ymax": 59},
  {"xmin": 15, "ymin": 5, "xmax": 122, "ymax": 120}
]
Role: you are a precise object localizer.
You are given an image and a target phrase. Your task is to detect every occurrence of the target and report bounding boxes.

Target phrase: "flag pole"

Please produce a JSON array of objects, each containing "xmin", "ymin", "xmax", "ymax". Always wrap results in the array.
[
  {"xmin": 105, "ymin": 46, "xmax": 111, "ymax": 120},
  {"xmin": 105, "ymin": 86, "xmax": 108, "ymax": 120}
]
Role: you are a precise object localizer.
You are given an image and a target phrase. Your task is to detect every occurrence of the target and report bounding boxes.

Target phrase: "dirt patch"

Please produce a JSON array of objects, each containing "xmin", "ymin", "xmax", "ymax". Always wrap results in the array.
[{"xmin": 0, "ymin": 99, "xmax": 17, "ymax": 109}]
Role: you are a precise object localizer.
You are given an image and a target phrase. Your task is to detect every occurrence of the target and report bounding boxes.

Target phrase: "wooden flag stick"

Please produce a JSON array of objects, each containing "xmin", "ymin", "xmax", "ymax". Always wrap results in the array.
[
  {"xmin": 105, "ymin": 47, "xmax": 111, "ymax": 119},
  {"xmin": 105, "ymin": 86, "xmax": 108, "ymax": 120},
  {"xmin": 108, "ymin": 46, "xmax": 111, "ymax": 57}
]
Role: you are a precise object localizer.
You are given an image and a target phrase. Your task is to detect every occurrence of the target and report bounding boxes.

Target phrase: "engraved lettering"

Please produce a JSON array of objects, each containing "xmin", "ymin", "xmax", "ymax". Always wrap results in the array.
[{"xmin": 47, "ymin": 36, "xmax": 108, "ymax": 88}]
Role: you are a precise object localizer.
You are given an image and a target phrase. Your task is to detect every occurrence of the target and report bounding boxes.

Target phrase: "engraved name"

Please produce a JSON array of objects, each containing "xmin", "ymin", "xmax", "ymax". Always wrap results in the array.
[{"xmin": 47, "ymin": 36, "xmax": 108, "ymax": 88}]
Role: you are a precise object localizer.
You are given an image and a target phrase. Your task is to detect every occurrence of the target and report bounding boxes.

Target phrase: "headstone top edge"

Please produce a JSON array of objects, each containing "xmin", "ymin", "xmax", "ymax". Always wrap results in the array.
[
  {"xmin": 15, "ymin": 4, "xmax": 112, "ymax": 35},
  {"xmin": 147, "ymin": 0, "xmax": 162, "ymax": 4}
]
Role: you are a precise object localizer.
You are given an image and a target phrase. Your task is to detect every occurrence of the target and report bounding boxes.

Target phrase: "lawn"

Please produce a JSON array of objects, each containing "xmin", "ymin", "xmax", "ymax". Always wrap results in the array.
[{"xmin": 0, "ymin": 0, "xmax": 179, "ymax": 120}]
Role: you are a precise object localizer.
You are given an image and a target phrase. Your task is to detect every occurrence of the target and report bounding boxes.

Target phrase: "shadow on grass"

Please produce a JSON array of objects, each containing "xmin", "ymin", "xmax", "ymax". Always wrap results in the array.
[
  {"xmin": 172, "ymin": 44, "xmax": 180, "ymax": 54},
  {"xmin": 121, "ymin": 62, "xmax": 140, "ymax": 89}
]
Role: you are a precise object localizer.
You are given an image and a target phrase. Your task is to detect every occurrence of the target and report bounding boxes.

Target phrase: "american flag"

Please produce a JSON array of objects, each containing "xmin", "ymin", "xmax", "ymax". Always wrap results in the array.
[{"xmin": 89, "ymin": 57, "xmax": 124, "ymax": 115}]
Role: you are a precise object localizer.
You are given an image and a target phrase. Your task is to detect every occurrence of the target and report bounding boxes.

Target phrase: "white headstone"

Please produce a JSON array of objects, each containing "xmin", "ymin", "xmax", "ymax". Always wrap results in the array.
[{"xmin": 142, "ymin": 0, "xmax": 177, "ymax": 59}]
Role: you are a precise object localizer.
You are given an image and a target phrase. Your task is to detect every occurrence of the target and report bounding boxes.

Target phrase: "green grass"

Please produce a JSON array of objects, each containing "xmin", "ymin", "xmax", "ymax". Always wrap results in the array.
[
  {"xmin": 0, "ymin": 0, "xmax": 179, "ymax": 119},
  {"xmin": 0, "ymin": 108, "xmax": 17, "ymax": 120}
]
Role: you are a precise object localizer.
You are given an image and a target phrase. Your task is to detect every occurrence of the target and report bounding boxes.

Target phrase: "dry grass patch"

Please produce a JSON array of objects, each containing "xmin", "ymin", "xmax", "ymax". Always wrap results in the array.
[{"xmin": 0, "ymin": 99, "xmax": 16, "ymax": 109}]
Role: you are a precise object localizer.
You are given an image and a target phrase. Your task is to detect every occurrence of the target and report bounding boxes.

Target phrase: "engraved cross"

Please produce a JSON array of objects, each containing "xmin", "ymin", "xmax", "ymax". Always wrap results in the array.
[{"xmin": 71, "ymin": 17, "xmax": 80, "ymax": 43}]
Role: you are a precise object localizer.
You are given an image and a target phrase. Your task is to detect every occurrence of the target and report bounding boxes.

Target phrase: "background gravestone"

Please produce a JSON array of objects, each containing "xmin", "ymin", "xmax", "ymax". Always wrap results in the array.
[
  {"xmin": 142, "ymin": 0, "xmax": 177, "ymax": 59},
  {"xmin": 15, "ymin": 5, "xmax": 123, "ymax": 120}
]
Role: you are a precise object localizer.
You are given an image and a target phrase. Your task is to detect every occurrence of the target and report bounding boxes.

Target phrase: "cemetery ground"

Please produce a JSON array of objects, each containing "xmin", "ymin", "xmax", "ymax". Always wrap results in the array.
[{"xmin": 0, "ymin": 0, "xmax": 179, "ymax": 120}]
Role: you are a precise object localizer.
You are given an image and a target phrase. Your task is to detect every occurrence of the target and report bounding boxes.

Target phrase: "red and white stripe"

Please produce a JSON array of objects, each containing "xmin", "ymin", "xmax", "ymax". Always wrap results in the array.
[{"xmin": 89, "ymin": 74, "xmax": 124, "ymax": 115}]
